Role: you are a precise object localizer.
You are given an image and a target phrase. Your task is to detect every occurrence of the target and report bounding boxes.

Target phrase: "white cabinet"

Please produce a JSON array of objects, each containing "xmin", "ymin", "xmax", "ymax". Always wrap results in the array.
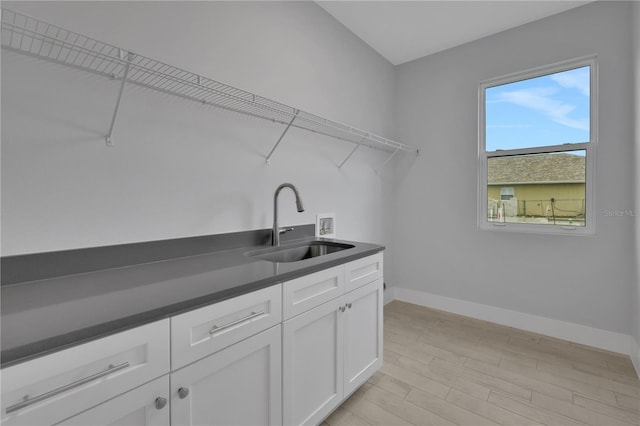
[
  {"xmin": 57, "ymin": 376, "xmax": 170, "ymax": 426},
  {"xmin": 169, "ymin": 285, "xmax": 282, "ymax": 426},
  {"xmin": 171, "ymin": 325, "xmax": 282, "ymax": 426},
  {"xmin": 282, "ymin": 266, "xmax": 344, "ymax": 320},
  {"xmin": 1, "ymin": 320, "xmax": 170, "ymax": 426},
  {"xmin": 344, "ymin": 253, "xmax": 383, "ymax": 293},
  {"xmin": 283, "ymin": 297, "xmax": 345, "ymax": 426},
  {"xmin": 282, "ymin": 254, "xmax": 384, "ymax": 426},
  {"xmin": 171, "ymin": 285, "xmax": 282, "ymax": 369},
  {"xmin": 343, "ymin": 280, "xmax": 383, "ymax": 396},
  {"xmin": 2, "ymin": 252, "xmax": 382, "ymax": 426}
]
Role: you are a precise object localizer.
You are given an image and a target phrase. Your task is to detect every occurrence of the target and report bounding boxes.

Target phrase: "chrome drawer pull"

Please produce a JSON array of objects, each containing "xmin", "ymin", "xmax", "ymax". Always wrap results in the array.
[
  {"xmin": 5, "ymin": 361, "xmax": 130, "ymax": 414},
  {"xmin": 209, "ymin": 311, "xmax": 265, "ymax": 335}
]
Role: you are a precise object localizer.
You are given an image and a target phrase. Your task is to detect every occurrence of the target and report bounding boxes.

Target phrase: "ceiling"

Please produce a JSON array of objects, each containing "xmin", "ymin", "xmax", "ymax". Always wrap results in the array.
[{"xmin": 316, "ymin": 1, "xmax": 593, "ymax": 65}]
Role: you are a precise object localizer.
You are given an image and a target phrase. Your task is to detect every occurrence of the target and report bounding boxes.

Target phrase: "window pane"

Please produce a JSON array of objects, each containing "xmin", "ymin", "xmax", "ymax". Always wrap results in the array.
[
  {"xmin": 486, "ymin": 66, "xmax": 590, "ymax": 151},
  {"xmin": 487, "ymin": 151, "xmax": 586, "ymax": 226}
]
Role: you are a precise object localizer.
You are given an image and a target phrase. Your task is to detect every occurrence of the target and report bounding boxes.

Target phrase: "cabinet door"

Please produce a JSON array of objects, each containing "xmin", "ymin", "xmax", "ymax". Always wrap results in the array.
[
  {"xmin": 171, "ymin": 325, "xmax": 281, "ymax": 426},
  {"xmin": 56, "ymin": 376, "xmax": 169, "ymax": 426},
  {"xmin": 343, "ymin": 279, "xmax": 383, "ymax": 396},
  {"xmin": 283, "ymin": 297, "xmax": 345, "ymax": 426}
]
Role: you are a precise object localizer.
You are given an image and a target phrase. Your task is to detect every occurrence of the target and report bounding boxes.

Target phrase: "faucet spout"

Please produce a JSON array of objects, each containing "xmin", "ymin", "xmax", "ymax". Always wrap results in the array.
[{"xmin": 273, "ymin": 183, "xmax": 304, "ymax": 246}]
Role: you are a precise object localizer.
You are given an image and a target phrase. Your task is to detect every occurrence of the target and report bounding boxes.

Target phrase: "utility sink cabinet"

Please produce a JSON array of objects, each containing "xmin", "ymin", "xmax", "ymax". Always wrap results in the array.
[
  {"xmin": 282, "ymin": 253, "xmax": 383, "ymax": 426},
  {"xmin": 1, "ymin": 252, "xmax": 383, "ymax": 426}
]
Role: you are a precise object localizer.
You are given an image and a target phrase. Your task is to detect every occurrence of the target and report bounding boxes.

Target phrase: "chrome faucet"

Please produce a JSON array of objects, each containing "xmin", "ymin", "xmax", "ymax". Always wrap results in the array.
[{"xmin": 273, "ymin": 183, "xmax": 304, "ymax": 246}]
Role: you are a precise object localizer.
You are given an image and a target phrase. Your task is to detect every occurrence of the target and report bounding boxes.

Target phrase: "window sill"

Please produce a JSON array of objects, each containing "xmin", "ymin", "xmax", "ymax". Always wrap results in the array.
[{"xmin": 479, "ymin": 221, "xmax": 595, "ymax": 236}]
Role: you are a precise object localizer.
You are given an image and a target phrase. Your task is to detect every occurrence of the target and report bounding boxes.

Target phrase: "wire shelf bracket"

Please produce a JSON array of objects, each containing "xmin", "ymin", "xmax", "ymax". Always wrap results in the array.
[
  {"xmin": 338, "ymin": 135, "xmax": 367, "ymax": 169},
  {"xmin": 384, "ymin": 148, "xmax": 400, "ymax": 165},
  {"xmin": 1, "ymin": 7, "xmax": 420, "ymax": 161},
  {"xmin": 265, "ymin": 109, "xmax": 299, "ymax": 164},
  {"xmin": 105, "ymin": 50, "xmax": 133, "ymax": 146}
]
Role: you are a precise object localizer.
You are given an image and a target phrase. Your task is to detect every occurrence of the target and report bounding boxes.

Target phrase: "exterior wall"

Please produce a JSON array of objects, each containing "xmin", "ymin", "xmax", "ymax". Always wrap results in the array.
[{"xmin": 488, "ymin": 183, "xmax": 586, "ymax": 218}]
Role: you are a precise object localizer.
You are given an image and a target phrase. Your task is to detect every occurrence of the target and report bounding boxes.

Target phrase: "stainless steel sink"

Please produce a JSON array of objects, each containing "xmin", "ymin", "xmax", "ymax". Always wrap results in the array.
[{"xmin": 246, "ymin": 241, "xmax": 355, "ymax": 263}]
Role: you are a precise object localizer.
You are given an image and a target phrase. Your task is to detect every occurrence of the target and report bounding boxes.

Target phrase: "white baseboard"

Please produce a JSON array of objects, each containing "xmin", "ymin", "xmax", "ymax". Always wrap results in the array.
[{"xmin": 393, "ymin": 287, "xmax": 635, "ymax": 358}]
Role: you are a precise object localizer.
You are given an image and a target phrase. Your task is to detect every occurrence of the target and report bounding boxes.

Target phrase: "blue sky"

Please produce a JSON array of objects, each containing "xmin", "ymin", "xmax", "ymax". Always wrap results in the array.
[{"xmin": 485, "ymin": 66, "xmax": 590, "ymax": 152}]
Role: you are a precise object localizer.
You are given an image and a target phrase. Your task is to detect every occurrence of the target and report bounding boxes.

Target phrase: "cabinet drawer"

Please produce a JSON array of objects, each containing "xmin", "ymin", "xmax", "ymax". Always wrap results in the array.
[
  {"xmin": 283, "ymin": 265, "xmax": 344, "ymax": 320},
  {"xmin": 1, "ymin": 319, "xmax": 170, "ymax": 426},
  {"xmin": 171, "ymin": 284, "xmax": 282, "ymax": 369},
  {"xmin": 344, "ymin": 253, "xmax": 383, "ymax": 292},
  {"xmin": 57, "ymin": 375, "xmax": 169, "ymax": 426}
]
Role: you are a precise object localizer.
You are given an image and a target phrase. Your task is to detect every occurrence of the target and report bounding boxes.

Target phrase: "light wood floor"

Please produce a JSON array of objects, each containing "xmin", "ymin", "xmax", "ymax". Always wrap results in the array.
[{"xmin": 323, "ymin": 300, "xmax": 640, "ymax": 426}]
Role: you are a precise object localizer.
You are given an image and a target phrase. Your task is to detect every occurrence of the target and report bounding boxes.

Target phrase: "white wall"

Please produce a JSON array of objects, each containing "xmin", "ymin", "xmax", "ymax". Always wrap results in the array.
[
  {"xmin": 392, "ymin": 1, "xmax": 636, "ymax": 339},
  {"xmin": 1, "ymin": 1, "xmax": 397, "ymax": 255},
  {"xmin": 632, "ymin": 0, "xmax": 640, "ymax": 372}
]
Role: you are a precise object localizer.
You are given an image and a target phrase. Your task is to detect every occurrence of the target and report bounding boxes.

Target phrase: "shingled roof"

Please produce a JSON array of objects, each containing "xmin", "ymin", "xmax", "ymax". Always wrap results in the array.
[{"xmin": 488, "ymin": 153, "xmax": 585, "ymax": 185}]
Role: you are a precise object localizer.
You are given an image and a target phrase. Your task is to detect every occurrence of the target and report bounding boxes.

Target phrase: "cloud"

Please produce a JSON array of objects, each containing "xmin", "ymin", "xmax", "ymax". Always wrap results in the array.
[
  {"xmin": 491, "ymin": 87, "xmax": 589, "ymax": 131},
  {"xmin": 550, "ymin": 67, "xmax": 590, "ymax": 96}
]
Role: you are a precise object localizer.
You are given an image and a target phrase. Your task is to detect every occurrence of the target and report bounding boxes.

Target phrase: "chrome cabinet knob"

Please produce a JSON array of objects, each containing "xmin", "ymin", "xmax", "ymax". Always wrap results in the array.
[
  {"xmin": 346, "ymin": 303, "xmax": 352, "ymax": 309},
  {"xmin": 154, "ymin": 397, "xmax": 167, "ymax": 410},
  {"xmin": 177, "ymin": 387, "xmax": 190, "ymax": 399}
]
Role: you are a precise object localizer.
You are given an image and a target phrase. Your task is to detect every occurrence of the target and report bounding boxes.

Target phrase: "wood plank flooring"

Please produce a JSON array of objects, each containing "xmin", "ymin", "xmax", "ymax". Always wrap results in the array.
[{"xmin": 323, "ymin": 300, "xmax": 639, "ymax": 426}]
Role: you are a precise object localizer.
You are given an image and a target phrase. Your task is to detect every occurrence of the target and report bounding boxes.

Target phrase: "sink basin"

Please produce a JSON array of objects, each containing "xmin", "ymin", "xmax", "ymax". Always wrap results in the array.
[{"xmin": 247, "ymin": 241, "xmax": 355, "ymax": 263}]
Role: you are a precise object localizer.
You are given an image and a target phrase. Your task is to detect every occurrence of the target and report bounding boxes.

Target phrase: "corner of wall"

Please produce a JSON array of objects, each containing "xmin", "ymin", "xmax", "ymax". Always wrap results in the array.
[
  {"xmin": 383, "ymin": 285, "xmax": 396, "ymax": 305},
  {"xmin": 631, "ymin": 338, "xmax": 640, "ymax": 379},
  {"xmin": 633, "ymin": 0, "xmax": 640, "ymax": 379}
]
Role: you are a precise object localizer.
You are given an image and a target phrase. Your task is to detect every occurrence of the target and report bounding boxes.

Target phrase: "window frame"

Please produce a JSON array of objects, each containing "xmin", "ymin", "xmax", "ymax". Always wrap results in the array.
[
  {"xmin": 478, "ymin": 55, "xmax": 598, "ymax": 235},
  {"xmin": 500, "ymin": 187, "xmax": 514, "ymax": 200}
]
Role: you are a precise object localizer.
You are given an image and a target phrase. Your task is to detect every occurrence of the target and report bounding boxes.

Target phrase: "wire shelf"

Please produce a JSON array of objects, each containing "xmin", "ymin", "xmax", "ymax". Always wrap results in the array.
[{"xmin": 1, "ymin": 7, "xmax": 419, "ymax": 159}]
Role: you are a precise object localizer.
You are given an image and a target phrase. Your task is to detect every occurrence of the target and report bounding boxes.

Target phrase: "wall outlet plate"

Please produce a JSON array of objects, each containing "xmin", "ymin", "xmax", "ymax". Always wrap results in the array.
[{"xmin": 316, "ymin": 213, "xmax": 336, "ymax": 238}]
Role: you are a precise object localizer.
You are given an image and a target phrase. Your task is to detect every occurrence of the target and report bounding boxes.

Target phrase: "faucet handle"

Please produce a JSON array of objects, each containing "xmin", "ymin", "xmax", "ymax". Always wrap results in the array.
[{"xmin": 279, "ymin": 227, "xmax": 295, "ymax": 234}]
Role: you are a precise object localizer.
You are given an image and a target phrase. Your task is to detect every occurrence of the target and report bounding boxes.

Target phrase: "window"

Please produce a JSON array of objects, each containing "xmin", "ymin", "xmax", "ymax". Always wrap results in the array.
[
  {"xmin": 500, "ymin": 187, "xmax": 514, "ymax": 200},
  {"xmin": 478, "ymin": 56, "xmax": 597, "ymax": 234}
]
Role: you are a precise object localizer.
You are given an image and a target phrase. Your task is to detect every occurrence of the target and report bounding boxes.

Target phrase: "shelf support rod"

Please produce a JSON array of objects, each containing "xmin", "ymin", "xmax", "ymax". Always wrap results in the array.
[
  {"xmin": 266, "ymin": 110, "xmax": 299, "ymax": 164},
  {"xmin": 338, "ymin": 135, "xmax": 368, "ymax": 169},
  {"xmin": 381, "ymin": 148, "xmax": 400, "ymax": 168},
  {"xmin": 105, "ymin": 50, "xmax": 134, "ymax": 146}
]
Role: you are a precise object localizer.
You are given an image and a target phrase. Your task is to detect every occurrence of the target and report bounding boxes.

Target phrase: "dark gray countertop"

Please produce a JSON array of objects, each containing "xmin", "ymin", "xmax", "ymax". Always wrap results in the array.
[{"xmin": 1, "ymin": 232, "xmax": 383, "ymax": 368}]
